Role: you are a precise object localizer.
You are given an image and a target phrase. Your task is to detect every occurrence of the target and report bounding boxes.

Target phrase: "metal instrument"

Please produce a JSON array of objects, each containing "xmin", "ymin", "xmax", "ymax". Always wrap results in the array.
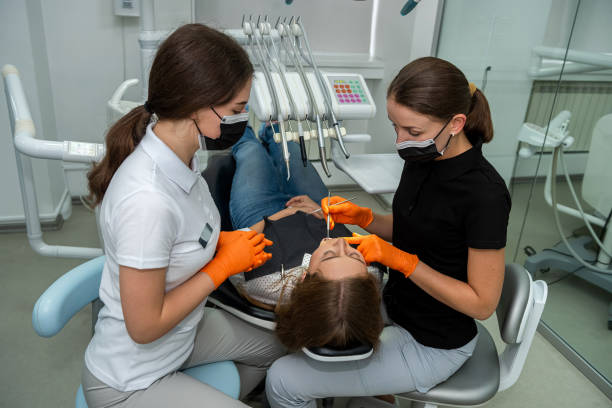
[{"xmin": 309, "ymin": 196, "xmax": 357, "ymax": 214}]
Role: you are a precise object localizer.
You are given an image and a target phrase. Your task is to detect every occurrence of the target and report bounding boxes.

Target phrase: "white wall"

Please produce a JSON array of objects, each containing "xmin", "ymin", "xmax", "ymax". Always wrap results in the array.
[
  {"xmin": 0, "ymin": 0, "xmax": 67, "ymax": 224},
  {"xmin": 363, "ymin": 0, "xmax": 421, "ymax": 154},
  {"xmin": 194, "ymin": 0, "xmax": 372, "ymax": 54},
  {"xmin": 543, "ymin": 0, "xmax": 612, "ymax": 53},
  {"xmin": 435, "ymin": 0, "xmax": 555, "ymax": 185}
]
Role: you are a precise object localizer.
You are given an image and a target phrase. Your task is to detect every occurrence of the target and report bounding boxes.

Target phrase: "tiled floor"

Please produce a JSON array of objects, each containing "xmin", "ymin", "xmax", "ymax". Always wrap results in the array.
[{"xmin": 0, "ymin": 179, "xmax": 610, "ymax": 407}]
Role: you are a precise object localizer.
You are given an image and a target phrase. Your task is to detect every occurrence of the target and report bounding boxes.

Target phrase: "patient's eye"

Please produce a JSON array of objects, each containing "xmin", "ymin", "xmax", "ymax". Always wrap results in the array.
[{"xmin": 322, "ymin": 250, "xmax": 337, "ymax": 261}]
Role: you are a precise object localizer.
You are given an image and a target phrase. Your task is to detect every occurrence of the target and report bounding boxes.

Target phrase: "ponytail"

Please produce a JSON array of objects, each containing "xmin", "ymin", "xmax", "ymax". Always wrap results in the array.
[
  {"xmin": 87, "ymin": 105, "xmax": 151, "ymax": 205},
  {"xmin": 464, "ymin": 88, "xmax": 494, "ymax": 144}
]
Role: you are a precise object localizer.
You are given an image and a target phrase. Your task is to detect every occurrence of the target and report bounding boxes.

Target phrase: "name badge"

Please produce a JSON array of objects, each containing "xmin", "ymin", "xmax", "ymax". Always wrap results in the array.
[{"xmin": 199, "ymin": 223, "xmax": 214, "ymax": 249}]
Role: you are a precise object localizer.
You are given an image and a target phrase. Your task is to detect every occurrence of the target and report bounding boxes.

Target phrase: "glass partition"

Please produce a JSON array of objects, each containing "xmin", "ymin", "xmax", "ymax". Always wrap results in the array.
[
  {"xmin": 436, "ymin": 0, "xmax": 611, "ymax": 394},
  {"xmin": 511, "ymin": 0, "xmax": 612, "ymax": 386}
]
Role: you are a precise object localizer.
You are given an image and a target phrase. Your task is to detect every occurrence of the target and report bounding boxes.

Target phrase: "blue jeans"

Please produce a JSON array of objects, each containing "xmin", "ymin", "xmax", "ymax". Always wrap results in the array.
[{"xmin": 229, "ymin": 124, "xmax": 328, "ymax": 229}]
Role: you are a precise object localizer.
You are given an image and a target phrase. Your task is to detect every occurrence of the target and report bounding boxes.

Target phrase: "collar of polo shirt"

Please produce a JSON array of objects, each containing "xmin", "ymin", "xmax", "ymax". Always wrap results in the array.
[{"xmin": 140, "ymin": 124, "xmax": 200, "ymax": 194}]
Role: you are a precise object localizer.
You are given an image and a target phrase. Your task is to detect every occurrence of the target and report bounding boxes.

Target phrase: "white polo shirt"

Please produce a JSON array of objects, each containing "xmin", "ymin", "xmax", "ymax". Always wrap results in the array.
[{"xmin": 84, "ymin": 123, "xmax": 220, "ymax": 391}]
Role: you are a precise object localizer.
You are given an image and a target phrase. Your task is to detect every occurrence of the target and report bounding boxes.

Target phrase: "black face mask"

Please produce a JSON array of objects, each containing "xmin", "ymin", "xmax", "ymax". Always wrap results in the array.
[
  {"xmin": 194, "ymin": 107, "xmax": 249, "ymax": 151},
  {"xmin": 396, "ymin": 117, "xmax": 453, "ymax": 163}
]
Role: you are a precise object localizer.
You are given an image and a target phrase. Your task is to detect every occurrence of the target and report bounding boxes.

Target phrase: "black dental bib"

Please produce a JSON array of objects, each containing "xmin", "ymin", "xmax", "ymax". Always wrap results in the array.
[{"xmin": 245, "ymin": 212, "xmax": 352, "ymax": 281}]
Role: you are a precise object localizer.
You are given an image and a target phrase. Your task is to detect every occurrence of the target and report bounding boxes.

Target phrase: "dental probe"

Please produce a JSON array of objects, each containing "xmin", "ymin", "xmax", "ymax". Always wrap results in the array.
[
  {"xmin": 309, "ymin": 196, "xmax": 357, "ymax": 214},
  {"xmin": 326, "ymin": 192, "xmax": 331, "ymax": 239}
]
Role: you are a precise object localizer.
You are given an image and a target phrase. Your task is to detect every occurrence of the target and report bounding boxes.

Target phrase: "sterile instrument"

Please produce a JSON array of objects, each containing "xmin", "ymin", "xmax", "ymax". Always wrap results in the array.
[
  {"xmin": 326, "ymin": 191, "xmax": 331, "ymax": 239},
  {"xmin": 309, "ymin": 196, "xmax": 357, "ymax": 214}
]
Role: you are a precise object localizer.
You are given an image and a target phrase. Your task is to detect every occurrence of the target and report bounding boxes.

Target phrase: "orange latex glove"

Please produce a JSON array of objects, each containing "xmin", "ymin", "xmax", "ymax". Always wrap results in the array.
[
  {"xmin": 321, "ymin": 195, "xmax": 373, "ymax": 230},
  {"xmin": 201, "ymin": 230, "xmax": 273, "ymax": 287},
  {"xmin": 344, "ymin": 233, "xmax": 419, "ymax": 278}
]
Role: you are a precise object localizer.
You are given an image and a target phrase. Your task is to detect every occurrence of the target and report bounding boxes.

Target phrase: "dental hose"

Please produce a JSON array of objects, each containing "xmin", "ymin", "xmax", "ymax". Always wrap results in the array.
[{"xmin": 550, "ymin": 145, "xmax": 612, "ymax": 274}]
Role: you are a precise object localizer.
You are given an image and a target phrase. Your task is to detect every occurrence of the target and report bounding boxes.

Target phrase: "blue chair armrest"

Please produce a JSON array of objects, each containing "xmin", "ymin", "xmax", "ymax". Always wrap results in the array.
[{"xmin": 32, "ymin": 256, "xmax": 106, "ymax": 337}]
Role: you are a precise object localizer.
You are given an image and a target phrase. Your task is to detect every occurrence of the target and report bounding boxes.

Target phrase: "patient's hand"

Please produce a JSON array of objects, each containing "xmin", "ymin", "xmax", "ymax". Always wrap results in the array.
[
  {"xmin": 267, "ymin": 206, "xmax": 301, "ymax": 221},
  {"xmin": 285, "ymin": 195, "xmax": 323, "ymax": 219}
]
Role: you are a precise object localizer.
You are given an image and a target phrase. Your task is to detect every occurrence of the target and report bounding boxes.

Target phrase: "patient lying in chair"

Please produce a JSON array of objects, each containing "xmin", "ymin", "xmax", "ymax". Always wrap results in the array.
[{"xmin": 226, "ymin": 124, "xmax": 383, "ymax": 350}]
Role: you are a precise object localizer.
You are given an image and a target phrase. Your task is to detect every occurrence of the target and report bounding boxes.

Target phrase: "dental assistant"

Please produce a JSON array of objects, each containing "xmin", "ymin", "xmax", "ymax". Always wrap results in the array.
[
  {"xmin": 83, "ymin": 24, "xmax": 284, "ymax": 408},
  {"xmin": 265, "ymin": 57, "xmax": 511, "ymax": 407}
]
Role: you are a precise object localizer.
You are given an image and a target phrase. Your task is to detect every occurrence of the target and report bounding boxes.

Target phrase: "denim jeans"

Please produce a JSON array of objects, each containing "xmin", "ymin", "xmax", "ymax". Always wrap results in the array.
[{"xmin": 229, "ymin": 124, "xmax": 328, "ymax": 229}]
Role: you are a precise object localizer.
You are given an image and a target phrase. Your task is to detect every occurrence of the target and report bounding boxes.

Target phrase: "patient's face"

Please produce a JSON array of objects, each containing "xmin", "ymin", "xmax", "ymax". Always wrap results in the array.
[{"xmin": 307, "ymin": 238, "xmax": 367, "ymax": 280}]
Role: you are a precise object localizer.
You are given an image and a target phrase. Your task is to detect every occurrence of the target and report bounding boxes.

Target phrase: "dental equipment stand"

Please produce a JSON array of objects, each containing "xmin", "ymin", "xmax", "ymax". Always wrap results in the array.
[{"xmin": 518, "ymin": 112, "xmax": 612, "ymax": 329}]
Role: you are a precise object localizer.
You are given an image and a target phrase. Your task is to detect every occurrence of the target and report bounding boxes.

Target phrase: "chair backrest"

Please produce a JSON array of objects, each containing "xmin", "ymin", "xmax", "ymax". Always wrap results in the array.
[
  {"xmin": 496, "ymin": 263, "xmax": 548, "ymax": 391},
  {"xmin": 32, "ymin": 256, "xmax": 105, "ymax": 337},
  {"xmin": 496, "ymin": 264, "xmax": 532, "ymax": 344},
  {"xmin": 200, "ymin": 149, "xmax": 237, "ymax": 232}
]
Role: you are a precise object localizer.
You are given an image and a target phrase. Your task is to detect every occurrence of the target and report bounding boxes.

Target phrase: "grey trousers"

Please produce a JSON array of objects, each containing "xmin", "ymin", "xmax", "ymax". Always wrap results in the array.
[
  {"xmin": 265, "ymin": 323, "xmax": 478, "ymax": 408},
  {"xmin": 82, "ymin": 307, "xmax": 286, "ymax": 408}
]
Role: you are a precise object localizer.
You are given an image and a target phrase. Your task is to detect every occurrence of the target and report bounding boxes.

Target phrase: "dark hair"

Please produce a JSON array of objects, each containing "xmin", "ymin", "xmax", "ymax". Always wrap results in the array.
[
  {"xmin": 275, "ymin": 273, "xmax": 384, "ymax": 351},
  {"xmin": 387, "ymin": 56, "xmax": 493, "ymax": 144},
  {"xmin": 88, "ymin": 24, "xmax": 253, "ymax": 205}
]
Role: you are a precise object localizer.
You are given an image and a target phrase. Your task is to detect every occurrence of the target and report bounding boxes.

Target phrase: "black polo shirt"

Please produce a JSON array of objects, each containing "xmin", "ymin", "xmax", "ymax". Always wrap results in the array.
[{"xmin": 384, "ymin": 141, "xmax": 511, "ymax": 349}]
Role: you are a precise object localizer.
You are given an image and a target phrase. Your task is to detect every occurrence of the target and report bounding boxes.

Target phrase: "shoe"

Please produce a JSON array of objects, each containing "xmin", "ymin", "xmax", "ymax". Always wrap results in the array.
[{"xmin": 346, "ymin": 396, "xmax": 398, "ymax": 408}]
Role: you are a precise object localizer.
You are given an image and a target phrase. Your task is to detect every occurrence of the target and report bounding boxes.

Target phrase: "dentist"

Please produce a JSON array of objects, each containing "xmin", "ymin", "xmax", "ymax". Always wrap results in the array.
[{"xmin": 83, "ymin": 24, "xmax": 284, "ymax": 408}]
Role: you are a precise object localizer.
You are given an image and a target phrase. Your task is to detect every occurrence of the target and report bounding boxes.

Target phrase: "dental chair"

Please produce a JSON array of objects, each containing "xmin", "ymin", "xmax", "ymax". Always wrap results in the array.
[
  {"xmin": 205, "ymin": 148, "xmax": 547, "ymax": 408},
  {"xmin": 396, "ymin": 263, "xmax": 548, "ymax": 407},
  {"xmin": 32, "ymin": 256, "xmax": 241, "ymax": 408},
  {"xmin": 201, "ymin": 149, "xmax": 375, "ymax": 365}
]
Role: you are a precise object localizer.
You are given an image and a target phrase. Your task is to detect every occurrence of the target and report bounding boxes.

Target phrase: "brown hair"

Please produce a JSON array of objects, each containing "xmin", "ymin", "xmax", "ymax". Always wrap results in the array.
[
  {"xmin": 88, "ymin": 24, "xmax": 253, "ymax": 205},
  {"xmin": 275, "ymin": 273, "xmax": 384, "ymax": 351},
  {"xmin": 387, "ymin": 56, "xmax": 493, "ymax": 144}
]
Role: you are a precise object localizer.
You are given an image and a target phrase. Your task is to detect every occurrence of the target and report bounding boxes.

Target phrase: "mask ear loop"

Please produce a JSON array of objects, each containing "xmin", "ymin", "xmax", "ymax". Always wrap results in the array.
[
  {"xmin": 435, "ymin": 116, "xmax": 455, "ymax": 155},
  {"xmin": 210, "ymin": 106, "xmax": 223, "ymax": 120},
  {"xmin": 439, "ymin": 133, "xmax": 455, "ymax": 155},
  {"xmin": 193, "ymin": 119, "xmax": 206, "ymax": 150}
]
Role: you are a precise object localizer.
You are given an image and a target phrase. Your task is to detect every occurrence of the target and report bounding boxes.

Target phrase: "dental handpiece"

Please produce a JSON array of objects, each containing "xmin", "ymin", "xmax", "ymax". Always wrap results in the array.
[
  {"xmin": 283, "ymin": 18, "xmax": 331, "ymax": 176},
  {"xmin": 315, "ymin": 115, "xmax": 331, "ymax": 177},
  {"xmin": 296, "ymin": 19, "xmax": 350, "ymax": 159},
  {"xmin": 277, "ymin": 21, "xmax": 308, "ymax": 167},
  {"xmin": 279, "ymin": 120, "xmax": 291, "ymax": 180},
  {"xmin": 297, "ymin": 120, "xmax": 307, "ymax": 166},
  {"xmin": 269, "ymin": 20, "xmax": 308, "ymax": 169},
  {"xmin": 249, "ymin": 18, "xmax": 291, "ymax": 179}
]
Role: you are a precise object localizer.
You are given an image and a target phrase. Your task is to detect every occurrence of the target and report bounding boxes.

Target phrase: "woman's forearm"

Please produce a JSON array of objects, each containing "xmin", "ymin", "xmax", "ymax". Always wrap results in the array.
[
  {"xmin": 121, "ymin": 266, "xmax": 216, "ymax": 344},
  {"xmin": 364, "ymin": 213, "xmax": 393, "ymax": 241},
  {"xmin": 407, "ymin": 250, "xmax": 504, "ymax": 320}
]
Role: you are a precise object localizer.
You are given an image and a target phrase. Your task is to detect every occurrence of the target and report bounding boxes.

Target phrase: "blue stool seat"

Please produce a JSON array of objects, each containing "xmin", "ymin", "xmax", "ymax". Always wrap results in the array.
[
  {"xmin": 76, "ymin": 361, "xmax": 240, "ymax": 407},
  {"xmin": 31, "ymin": 256, "xmax": 241, "ymax": 408}
]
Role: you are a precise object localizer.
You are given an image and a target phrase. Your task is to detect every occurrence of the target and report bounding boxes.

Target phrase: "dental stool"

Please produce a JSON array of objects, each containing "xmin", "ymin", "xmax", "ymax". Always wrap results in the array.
[
  {"xmin": 202, "ymin": 149, "xmax": 375, "ymax": 364},
  {"xmin": 32, "ymin": 256, "xmax": 241, "ymax": 408},
  {"xmin": 396, "ymin": 263, "xmax": 548, "ymax": 408}
]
